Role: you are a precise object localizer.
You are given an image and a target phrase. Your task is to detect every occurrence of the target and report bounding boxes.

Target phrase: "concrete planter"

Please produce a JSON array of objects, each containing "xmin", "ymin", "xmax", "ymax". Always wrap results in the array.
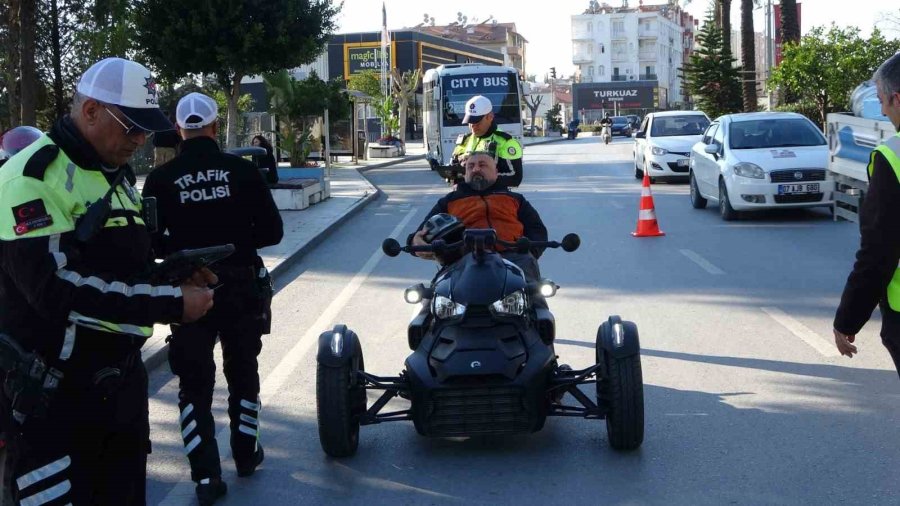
[{"xmin": 269, "ymin": 167, "xmax": 331, "ymax": 210}]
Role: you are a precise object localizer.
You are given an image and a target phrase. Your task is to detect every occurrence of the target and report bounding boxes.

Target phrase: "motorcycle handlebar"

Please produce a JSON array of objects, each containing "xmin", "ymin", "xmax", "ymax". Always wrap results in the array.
[{"xmin": 381, "ymin": 233, "xmax": 580, "ymax": 258}]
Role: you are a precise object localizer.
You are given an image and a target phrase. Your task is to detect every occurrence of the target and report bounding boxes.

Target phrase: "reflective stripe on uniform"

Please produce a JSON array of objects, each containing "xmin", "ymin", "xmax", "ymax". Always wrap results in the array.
[
  {"xmin": 16, "ymin": 456, "xmax": 71, "ymax": 490},
  {"xmin": 59, "ymin": 322, "xmax": 76, "ymax": 361},
  {"xmin": 184, "ymin": 435, "xmax": 201, "ymax": 454},
  {"xmin": 56, "ymin": 270, "xmax": 180, "ymax": 299},
  {"xmin": 68, "ymin": 311, "xmax": 152, "ymax": 338},
  {"xmin": 19, "ymin": 480, "xmax": 71, "ymax": 506}
]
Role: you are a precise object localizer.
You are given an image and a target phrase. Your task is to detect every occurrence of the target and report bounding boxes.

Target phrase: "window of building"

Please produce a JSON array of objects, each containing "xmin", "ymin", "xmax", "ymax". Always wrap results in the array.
[
  {"xmin": 612, "ymin": 20, "xmax": 625, "ymax": 37},
  {"xmin": 588, "ymin": 22, "xmax": 593, "ymax": 32},
  {"xmin": 588, "ymin": 66, "xmax": 594, "ymax": 76},
  {"xmin": 598, "ymin": 65, "xmax": 605, "ymax": 76},
  {"xmin": 612, "ymin": 41, "xmax": 626, "ymax": 58}
]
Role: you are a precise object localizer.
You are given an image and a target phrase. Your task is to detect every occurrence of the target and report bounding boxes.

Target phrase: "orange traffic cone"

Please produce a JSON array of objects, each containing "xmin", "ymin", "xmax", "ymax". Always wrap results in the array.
[{"xmin": 632, "ymin": 172, "xmax": 665, "ymax": 237}]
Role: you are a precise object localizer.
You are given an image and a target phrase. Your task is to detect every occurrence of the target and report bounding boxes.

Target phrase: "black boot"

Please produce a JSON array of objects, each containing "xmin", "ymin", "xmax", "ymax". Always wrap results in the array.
[
  {"xmin": 236, "ymin": 444, "xmax": 265, "ymax": 477},
  {"xmin": 195, "ymin": 477, "xmax": 227, "ymax": 506}
]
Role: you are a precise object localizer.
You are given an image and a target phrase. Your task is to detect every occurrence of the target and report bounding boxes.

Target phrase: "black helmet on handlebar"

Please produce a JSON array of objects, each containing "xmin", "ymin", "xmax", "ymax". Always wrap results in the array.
[
  {"xmin": 422, "ymin": 213, "xmax": 466, "ymax": 265},
  {"xmin": 422, "ymin": 213, "xmax": 465, "ymax": 244}
]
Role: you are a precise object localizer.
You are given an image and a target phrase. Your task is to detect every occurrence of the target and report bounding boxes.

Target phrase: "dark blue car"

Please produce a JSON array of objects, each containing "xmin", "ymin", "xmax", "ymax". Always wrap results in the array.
[{"xmin": 611, "ymin": 116, "xmax": 633, "ymax": 137}]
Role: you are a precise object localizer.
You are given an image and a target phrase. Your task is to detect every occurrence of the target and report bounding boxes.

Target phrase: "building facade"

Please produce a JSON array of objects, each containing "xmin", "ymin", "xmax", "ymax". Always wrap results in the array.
[
  {"xmin": 413, "ymin": 21, "xmax": 528, "ymax": 76},
  {"xmin": 570, "ymin": 1, "xmax": 696, "ymax": 114}
]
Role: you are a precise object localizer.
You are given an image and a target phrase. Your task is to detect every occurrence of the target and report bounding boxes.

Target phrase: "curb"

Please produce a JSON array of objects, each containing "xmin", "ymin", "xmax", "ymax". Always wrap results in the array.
[
  {"xmin": 355, "ymin": 153, "xmax": 426, "ymax": 173},
  {"xmin": 142, "ymin": 167, "xmax": 384, "ymax": 372}
]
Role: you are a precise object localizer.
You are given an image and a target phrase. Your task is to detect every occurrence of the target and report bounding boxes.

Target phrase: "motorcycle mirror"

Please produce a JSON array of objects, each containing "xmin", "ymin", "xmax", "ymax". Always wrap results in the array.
[
  {"xmin": 382, "ymin": 238, "xmax": 402, "ymax": 257},
  {"xmin": 515, "ymin": 237, "xmax": 531, "ymax": 253},
  {"xmin": 561, "ymin": 234, "xmax": 580, "ymax": 252}
]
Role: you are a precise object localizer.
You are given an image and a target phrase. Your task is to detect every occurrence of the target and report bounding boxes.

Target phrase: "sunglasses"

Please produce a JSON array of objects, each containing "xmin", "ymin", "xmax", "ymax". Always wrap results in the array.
[{"xmin": 103, "ymin": 106, "xmax": 153, "ymax": 138}]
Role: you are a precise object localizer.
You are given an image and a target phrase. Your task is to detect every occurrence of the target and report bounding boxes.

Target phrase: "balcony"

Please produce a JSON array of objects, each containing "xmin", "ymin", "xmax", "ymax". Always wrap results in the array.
[
  {"xmin": 611, "ymin": 75, "xmax": 627, "ymax": 81},
  {"xmin": 611, "ymin": 52, "xmax": 628, "ymax": 62},
  {"xmin": 639, "ymin": 74, "xmax": 657, "ymax": 80},
  {"xmin": 506, "ymin": 46, "xmax": 522, "ymax": 57},
  {"xmin": 611, "ymin": 30, "xmax": 626, "ymax": 40},
  {"xmin": 638, "ymin": 51, "xmax": 656, "ymax": 60},
  {"xmin": 572, "ymin": 30, "xmax": 593, "ymax": 40},
  {"xmin": 573, "ymin": 53, "xmax": 593, "ymax": 64},
  {"xmin": 638, "ymin": 27, "xmax": 658, "ymax": 38}
]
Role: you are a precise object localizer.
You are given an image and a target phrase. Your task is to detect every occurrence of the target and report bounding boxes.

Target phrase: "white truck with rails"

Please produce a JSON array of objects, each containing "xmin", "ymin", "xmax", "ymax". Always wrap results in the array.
[{"xmin": 827, "ymin": 113, "xmax": 896, "ymax": 222}]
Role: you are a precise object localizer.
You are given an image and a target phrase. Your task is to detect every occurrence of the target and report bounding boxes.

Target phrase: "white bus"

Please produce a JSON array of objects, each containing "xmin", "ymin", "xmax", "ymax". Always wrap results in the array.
[{"xmin": 423, "ymin": 64, "xmax": 524, "ymax": 175}]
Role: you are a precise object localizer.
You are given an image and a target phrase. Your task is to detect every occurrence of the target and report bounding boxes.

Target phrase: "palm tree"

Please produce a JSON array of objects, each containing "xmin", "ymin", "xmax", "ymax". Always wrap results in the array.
[
  {"xmin": 740, "ymin": 0, "xmax": 757, "ymax": 111},
  {"xmin": 717, "ymin": 0, "xmax": 733, "ymax": 55},
  {"xmin": 391, "ymin": 68, "xmax": 421, "ymax": 144}
]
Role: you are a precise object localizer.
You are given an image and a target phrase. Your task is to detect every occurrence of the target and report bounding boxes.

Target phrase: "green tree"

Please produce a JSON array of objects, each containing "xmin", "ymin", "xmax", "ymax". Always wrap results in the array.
[
  {"xmin": 134, "ymin": 0, "xmax": 339, "ymax": 148},
  {"xmin": 544, "ymin": 103, "xmax": 562, "ymax": 133},
  {"xmin": 346, "ymin": 70, "xmax": 382, "ymax": 100},
  {"xmin": 769, "ymin": 25, "xmax": 900, "ymax": 127},
  {"xmin": 263, "ymin": 69, "xmax": 350, "ymax": 166},
  {"xmin": 681, "ymin": 10, "xmax": 742, "ymax": 119}
]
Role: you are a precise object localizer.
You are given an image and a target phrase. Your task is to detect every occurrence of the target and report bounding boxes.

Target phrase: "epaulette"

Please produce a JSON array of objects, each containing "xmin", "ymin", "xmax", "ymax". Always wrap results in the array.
[
  {"xmin": 23, "ymin": 145, "xmax": 60, "ymax": 180},
  {"xmin": 493, "ymin": 130, "xmax": 513, "ymax": 140}
]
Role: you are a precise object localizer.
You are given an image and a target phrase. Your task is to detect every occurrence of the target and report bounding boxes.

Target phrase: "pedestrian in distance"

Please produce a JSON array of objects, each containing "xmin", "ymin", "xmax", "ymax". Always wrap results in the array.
[
  {"xmin": 251, "ymin": 134, "xmax": 279, "ymax": 185},
  {"xmin": 834, "ymin": 52, "xmax": 900, "ymax": 378},
  {"xmin": 451, "ymin": 95, "xmax": 524, "ymax": 187},
  {"xmin": 0, "ymin": 57, "xmax": 215, "ymax": 505},
  {"xmin": 142, "ymin": 92, "xmax": 283, "ymax": 505}
]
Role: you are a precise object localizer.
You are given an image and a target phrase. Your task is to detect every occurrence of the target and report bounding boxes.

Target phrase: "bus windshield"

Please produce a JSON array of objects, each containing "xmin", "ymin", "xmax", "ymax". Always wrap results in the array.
[{"xmin": 442, "ymin": 73, "xmax": 521, "ymax": 127}]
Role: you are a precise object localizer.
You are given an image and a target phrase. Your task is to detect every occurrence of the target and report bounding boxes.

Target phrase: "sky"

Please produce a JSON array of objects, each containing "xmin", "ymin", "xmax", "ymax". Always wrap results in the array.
[{"xmin": 334, "ymin": 0, "xmax": 898, "ymax": 81}]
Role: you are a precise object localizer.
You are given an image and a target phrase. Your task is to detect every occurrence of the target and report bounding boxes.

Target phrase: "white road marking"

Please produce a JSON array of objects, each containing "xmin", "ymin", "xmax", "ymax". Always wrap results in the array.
[
  {"xmin": 761, "ymin": 307, "xmax": 839, "ymax": 357},
  {"xmin": 160, "ymin": 207, "xmax": 420, "ymax": 505},
  {"xmin": 679, "ymin": 249, "xmax": 725, "ymax": 275}
]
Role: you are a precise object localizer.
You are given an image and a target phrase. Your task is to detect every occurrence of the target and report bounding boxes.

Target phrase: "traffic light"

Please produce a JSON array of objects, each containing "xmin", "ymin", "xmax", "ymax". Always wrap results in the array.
[{"xmin": 550, "ymin": 67, "xmax": 557, "ymax": 79}]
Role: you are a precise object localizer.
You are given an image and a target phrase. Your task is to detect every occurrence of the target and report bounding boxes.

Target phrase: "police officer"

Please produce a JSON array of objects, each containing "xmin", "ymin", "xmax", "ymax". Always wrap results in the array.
[
  {"xmin": 0, "ymin": 58, "xmax": 214, "ymax": 504},
  {"xmin": 452, "ymin": 95, "xmax": 524, "ymax": 187},
  {"xmin": 0, "ymin": 126, "xmax": 43, "ymax": 169},
  {"xmin": 834, "ymin": 52, "xmax": 900, "ymax": 378},
  {"xmin": 141, "ymin": 92, "xmax": 283, "ymax": 504}
]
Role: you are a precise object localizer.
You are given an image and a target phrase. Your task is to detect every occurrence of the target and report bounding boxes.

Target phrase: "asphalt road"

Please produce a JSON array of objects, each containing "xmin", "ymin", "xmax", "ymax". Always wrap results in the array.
[{"xmin": 146, "ymin": 135, "xmax": 900, "ymax": 505}]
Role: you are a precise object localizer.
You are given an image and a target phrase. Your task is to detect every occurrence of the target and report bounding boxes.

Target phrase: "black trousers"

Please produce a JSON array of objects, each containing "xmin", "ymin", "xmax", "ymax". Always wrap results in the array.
[
  {"xmin": 10, "ymin": 352, "xmax": 149, "ymax": 505},
  {"xmin": 879, "ymin": 301, "xmax": 900, "ymax": 379},
  {"xmin": 168, "ymin": 277, "xmax": 264, "ymax": 482}
]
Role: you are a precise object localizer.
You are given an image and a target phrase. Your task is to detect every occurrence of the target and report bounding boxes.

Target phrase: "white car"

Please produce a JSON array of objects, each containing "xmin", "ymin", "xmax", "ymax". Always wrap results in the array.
[
  {"xmin": 689, "ymin": 112, "xmax": 832, "ymax": 220},
  {"xmin": 633, "ymin": 111, "xmax": 711, "ymax": 182}
]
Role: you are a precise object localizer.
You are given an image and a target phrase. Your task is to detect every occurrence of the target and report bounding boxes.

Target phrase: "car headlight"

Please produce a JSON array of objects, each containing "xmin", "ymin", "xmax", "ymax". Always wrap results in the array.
[
  {"xmin": 733, "ymin": 162, "xmax": 765, "ymax": 179},
  {"xmin": 490, "ymin": 290, "xmax": 528, "ymax": 316},
  {"xmin": 432, "ymin": 295, "xmax": 465, "ymax": 319},
  {"xmin": 651, "ymin": 146, "xmax": 668, "ymax": 156}
]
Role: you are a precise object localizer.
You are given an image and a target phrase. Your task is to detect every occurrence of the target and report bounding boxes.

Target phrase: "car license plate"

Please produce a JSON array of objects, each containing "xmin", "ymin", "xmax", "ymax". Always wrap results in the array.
[
  {"xmin": 677, "ymin": 158, "xmax": 689, "ymax": 167},
  {"xmin": 777, "ymin": 183, "xmax": 819, "ymax": 194}
]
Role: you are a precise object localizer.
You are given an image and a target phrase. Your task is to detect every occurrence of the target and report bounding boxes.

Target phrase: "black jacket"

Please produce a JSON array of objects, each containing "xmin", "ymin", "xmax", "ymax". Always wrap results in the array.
[
  {"xmin": 142, "ymin": 137, "xmax": 284, "ymax": 267},
  {"xmin": 834, "ymin": 151, "xmax": 900, "ymax": 334}
]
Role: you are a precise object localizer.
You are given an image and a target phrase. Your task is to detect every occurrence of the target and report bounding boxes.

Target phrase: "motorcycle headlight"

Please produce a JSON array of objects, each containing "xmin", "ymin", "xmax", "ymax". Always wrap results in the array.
[
  {"xmin": 432, "ymin": 295, "xmax": 465, "ymax": 319},
  {"xmin": 733, "ymin": 162, "xmax": 765, "ymax": 179},
  {"xmin": 490, "ymin": 290, "xmax": 528, "ymax": 316},
  {"xmin": 651, "ymin": 146, "xmax": 668, "ymax": 156}
]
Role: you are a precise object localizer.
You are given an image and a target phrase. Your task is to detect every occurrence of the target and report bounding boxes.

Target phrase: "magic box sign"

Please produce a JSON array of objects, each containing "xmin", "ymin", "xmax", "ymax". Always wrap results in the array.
[
  {"xmin": 573, "ymin": 82, "xmax": 657, "ymax": 109},
  {"xmin": 346, "ymin": 46, "xmax": 392, "ymax": 75}
]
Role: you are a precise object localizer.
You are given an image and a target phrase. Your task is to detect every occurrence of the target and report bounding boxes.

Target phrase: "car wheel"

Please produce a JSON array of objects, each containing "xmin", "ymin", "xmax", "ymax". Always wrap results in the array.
[
  {"xmin": 634, "ymin": 159, "xmax": 643, "ymax": 179},
  {"xmin": 690, "ymin": 172, "xmax": 707, "ymax": 209},
  {"xmin": 718, "ymin": 179, "xmax": 739, "ymax": 221}
]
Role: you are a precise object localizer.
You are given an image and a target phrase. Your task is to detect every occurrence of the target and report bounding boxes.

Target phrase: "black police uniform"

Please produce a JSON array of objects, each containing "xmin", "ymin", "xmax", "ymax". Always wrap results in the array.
[
  {"xmin": 0, "ymin": 117, "xmax": 185, "ymax": 504},
  {"xmin": 141, "ymin": 136, "xmax": 283, "ymax": 484}
]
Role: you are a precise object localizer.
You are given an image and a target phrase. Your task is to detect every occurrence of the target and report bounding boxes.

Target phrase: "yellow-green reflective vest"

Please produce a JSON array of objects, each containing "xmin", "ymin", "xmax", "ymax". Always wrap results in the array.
[
  {"xmin": 0, "ymin": 135, "xmax": 153, "ymax": 337},
  {"xmin": 868, "ymin": 132, "xmax": 900, "ymax": 311}
]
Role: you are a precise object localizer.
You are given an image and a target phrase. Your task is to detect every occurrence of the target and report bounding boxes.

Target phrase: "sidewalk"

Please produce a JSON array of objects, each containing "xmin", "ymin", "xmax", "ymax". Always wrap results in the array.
[{"xmin": 140, "ymin": 136, "xmax": 567, "ymax": 370}]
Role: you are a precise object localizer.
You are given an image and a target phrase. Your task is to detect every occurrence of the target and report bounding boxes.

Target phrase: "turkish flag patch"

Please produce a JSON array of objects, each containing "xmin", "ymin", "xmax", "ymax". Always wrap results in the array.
[{"xmin": 11, "ymin": 199, "xmax": 53, "ymax": 236}]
